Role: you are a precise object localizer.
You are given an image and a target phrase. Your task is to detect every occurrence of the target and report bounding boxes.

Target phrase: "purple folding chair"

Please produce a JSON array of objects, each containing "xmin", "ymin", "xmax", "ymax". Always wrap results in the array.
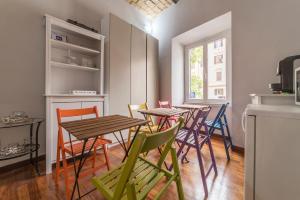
[{"xmin": 175, "ymin": 107, "xmax": 217, "ymax": 197}]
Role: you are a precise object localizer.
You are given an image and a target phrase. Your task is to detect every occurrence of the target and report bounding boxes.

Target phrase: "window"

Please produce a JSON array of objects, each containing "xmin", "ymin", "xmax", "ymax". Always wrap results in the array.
[
  {"xmin": 214, "ymin": 88, "xmax": 224, "ymax": 98},
  {"xmin": 188, "ymin": 46, "xmax": 204, "ymax": 99},
  {"xmin": 185, "ymin": 32, "xmax": 230, "ymax": 103},
  {"xmin": 214, "ymin": 39, "xmax": 223, "ymax": 49}
]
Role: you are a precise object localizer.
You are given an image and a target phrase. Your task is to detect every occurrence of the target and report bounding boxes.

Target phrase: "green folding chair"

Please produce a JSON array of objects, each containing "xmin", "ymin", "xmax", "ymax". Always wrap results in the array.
[{"xmin": 92, "ymin": 118, "xmax": 185, "ymax": 200}]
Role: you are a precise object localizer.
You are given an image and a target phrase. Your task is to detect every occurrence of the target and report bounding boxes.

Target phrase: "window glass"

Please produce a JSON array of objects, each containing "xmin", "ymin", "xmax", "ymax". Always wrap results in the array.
[
  {"xmin": 188, "ymin": 46, "xmax": 204, "ymax": 99},
  {"xmin": 207, "ymin": 38, "xmax": 226, "ymax": 100}
]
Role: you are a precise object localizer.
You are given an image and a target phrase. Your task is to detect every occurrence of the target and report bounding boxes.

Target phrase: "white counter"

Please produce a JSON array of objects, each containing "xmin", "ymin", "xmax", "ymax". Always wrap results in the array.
[{"xmin": 249, "ymin": 93, "xmax": 295, "ymax": 105}]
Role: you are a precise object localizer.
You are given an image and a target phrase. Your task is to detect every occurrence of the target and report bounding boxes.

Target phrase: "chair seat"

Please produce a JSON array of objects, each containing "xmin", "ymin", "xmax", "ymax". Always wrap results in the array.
[
  {"xmin": 65, "ymin": 138, "xmax": 112, "ymax": 156},
  {"xmin": 205, "ymin": 120, "xmax": 226, "ymax": 129},
  {"xmin": 130, "ymin": 125, "xmax": 159, "ymax": 133},
  {"xmin": 92, "ymin": 157, "xmax": 166, "ymax": 200},
  {"xmin": 176, "ymin": 128, "xmax": 208, "ymax": 147}
]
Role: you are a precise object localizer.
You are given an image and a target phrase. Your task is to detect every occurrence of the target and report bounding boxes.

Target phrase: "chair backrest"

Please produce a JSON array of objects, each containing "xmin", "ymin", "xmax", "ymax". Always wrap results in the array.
[
  {"xmin": 208, "ymin": 103, "xmax": 229, "ymax": 134},
  {"xmin": 112, "ymin": 117, "xmax": 184, "ymax": 200},
  {"xmin": 185, "ymin": 106, "xmax": 212, "ymax": 132},
  {"xmin": 56, "ymin": 107, "xmax": 99, "ymax": 143},
  {"xmin": 128, "ymin": 102, "xmax": 154, "ymax": 125},
  {"xmin": 158, "ymin": 101, "xmax": 171, "ymax": 108}
]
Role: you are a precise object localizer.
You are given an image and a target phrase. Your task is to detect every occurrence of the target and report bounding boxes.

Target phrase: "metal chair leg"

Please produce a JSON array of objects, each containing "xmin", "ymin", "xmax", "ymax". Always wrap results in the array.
[
  {"xmin": 220, "ymin": 124, "xmax": 230, "ymax": 160},
  {"xmin": 224, "ymin": 115, "xmax": 233, "ymax": 147},
  {"xmin": 194, "ymin": 132, "xmax": 208, "ymax": 197},
  {"xmin": 207, "ymin": 138, "xmax": 218, "ymax": 175}
]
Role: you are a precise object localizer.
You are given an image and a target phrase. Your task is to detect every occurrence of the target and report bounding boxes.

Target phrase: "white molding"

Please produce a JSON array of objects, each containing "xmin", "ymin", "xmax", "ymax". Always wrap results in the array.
[
  {"xmin": 184, "ymin": 30, "xmax": 232, "ymax": 105},
  {"xmin": 45, "ymin": 14, "xmax": 105, "ymax": 41}
]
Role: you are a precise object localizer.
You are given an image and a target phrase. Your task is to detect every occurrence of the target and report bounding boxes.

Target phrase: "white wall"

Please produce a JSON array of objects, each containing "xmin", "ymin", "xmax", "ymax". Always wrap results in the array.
[
  {"xmin": 0, "ymin": 0, "xmax": 148, "ymax": 166},
  {"xmin": 153, "ymin": 0, "xmax": 300, "ymax": 147}
]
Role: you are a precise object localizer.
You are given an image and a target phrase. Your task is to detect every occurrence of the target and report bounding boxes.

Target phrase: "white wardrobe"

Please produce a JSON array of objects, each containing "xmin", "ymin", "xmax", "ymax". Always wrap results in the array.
[{"xmin": 102, "ymin": 14, "xmax": 159, "ymax": 144}]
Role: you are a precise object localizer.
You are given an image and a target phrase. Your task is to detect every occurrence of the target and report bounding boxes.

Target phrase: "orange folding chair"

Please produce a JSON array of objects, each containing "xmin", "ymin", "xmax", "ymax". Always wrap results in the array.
[{"xmin": 55, "ymin": 106, "xmax": 111, "ymax": 199}]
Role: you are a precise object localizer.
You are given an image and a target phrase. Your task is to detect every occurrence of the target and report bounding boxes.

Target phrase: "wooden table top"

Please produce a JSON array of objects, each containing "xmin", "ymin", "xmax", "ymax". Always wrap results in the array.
[
  {"xmin": 173, "ymin": 104, "xmax": 209, "ymax": 110},
  {"xmin": 60, "ymin": 115, "xmax": 147, "ymax": 140},
  {"xmin": 138, "ymin": 108, "xmax": 189, "ymax": 117}
]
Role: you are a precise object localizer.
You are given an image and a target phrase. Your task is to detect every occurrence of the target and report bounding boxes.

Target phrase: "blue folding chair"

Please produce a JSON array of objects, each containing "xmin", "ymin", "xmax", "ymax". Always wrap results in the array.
[{"xmin": 206, "ymin": 103, "xmax": 233, "ymax": 160}]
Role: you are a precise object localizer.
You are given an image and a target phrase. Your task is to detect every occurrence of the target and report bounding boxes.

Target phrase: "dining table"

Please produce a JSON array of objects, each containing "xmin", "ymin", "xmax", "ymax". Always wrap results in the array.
[
  {"xmin": 138, "ymin": 108, "xmax": 189, "ymax": 132},
  {"xmin": 173, "ymin": 104, "xmax": 209, "ymax": 126},
  {"xmin": 60, "ymin": 114, "xmax": 148, "ymax": 200}
]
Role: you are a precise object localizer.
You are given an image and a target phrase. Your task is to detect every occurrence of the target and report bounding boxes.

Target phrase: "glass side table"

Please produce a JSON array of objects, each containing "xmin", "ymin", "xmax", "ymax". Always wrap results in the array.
[{"xmin": 0, "ymin": 118, "xmax": 44, "ymax": 175}]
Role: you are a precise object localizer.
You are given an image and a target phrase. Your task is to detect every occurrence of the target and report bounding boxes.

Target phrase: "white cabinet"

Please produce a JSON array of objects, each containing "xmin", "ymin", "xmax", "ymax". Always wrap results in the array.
[
  {"xmin": 45, "ymin": 15, "xmax": 107, "ymax": 174},
  {"xmin": 244, "ymin": 104, "xmax": 300, "ymax": 200},
  {"xmin": 46, "ymin": 96, "xmax": 105, "ymax": 174}
]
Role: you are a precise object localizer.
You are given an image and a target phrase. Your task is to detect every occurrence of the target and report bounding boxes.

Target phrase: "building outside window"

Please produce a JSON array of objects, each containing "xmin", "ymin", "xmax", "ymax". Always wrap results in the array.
[{"xmin": 214, "ymin": 54, "xmax": 224, "ymax": 64}]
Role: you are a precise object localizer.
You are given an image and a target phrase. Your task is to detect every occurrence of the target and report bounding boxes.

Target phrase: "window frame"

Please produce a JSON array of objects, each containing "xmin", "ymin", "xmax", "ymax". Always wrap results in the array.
[{"xmin": 184, "ymin": 30, "xmax": 232, "ymax": 104}]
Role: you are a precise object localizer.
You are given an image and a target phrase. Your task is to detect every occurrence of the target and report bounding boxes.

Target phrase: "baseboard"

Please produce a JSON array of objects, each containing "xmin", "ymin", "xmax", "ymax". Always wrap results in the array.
[
  {"xmin": 0, "ymin": 155, "xmax": 46, "ymax": 173},
  {"xmin": 211, "ymin": 133, "xmax": 229, "ymax": 141},
  {"xmin": 231, "ymin": 145, "xmax": 244, "ymax": 154}
]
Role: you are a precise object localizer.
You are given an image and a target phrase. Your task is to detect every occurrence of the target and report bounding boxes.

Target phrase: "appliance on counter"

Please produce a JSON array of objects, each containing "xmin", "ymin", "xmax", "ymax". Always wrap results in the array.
[
  {"xmin": 242, "ymin": 104, "xmax": 300, "ymax": 200},
  {"xmin": 269, "ymin": 55, "xmax": 300, "ymax": 93}
]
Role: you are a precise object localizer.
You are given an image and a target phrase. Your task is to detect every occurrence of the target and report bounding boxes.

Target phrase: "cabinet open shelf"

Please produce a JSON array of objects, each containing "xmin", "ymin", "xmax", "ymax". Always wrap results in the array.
[
  {"xmin": 51, "ymin": 39, "xmax": 100, "ymax": 55},
  {"xmin": 51, "ymin": 61, "xmax": 100, "ymax": 71}
]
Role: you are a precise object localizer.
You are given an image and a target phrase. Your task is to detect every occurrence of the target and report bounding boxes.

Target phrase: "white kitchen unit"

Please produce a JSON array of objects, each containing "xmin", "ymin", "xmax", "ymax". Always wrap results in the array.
[
  {"xmin": 45, "ymin": 96, "xmax": 106, "ymax": 173},
  {"xmin": 44, "ymin": 15, "xmax": 107, "ymax": 174},
  {"xmin": 243, "ymin": 104, "xmax": 300, "ymax": 200}
]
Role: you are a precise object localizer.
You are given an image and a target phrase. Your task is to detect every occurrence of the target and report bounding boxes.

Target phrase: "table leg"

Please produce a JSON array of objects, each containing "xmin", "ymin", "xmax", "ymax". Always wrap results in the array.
[
  {"xmin": 68, "ymin": 135, "xmax": 98, "ymax": 200},
  {"xmin": 35, "ymin": 122, "xmax": 41, "ymax": 175},
  {"xmin": 184, "ymin": 109, "xmax": 195, "ymax": 127},
  {"xmin": 122, "ymin": 126, "xmax": 141, "ymax": 162},
  {"xmin": 158, "ymin": 116, "xmax": 169, "ymax": 132},
  {"xmin": 119, "ymin": 131, "xmax": 128, "ymax": 152},
  {"xmin": 142, "ymin": 114, "xmax": 154, "ymax": 134},
  {"xmin": 112, "ymin": 132, "xmax": 127, "ymax": 152}
]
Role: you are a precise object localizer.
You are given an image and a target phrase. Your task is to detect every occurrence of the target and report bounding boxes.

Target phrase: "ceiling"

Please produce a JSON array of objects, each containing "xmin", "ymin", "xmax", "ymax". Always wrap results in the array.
[{"xmin": 127, "ymin": 0, "xmax": 178, "ymax": 19}]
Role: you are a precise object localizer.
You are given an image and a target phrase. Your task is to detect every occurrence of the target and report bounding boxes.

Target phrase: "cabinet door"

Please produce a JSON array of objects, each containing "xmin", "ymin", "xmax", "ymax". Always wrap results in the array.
[
  {"xmin": 51, "ymin": 102, "xmax": 81, "ymax": 163},
  {"xmin": 109, "ymin": 14, "xmax": 131, "ymax": 116},
  {"xmin": 81, "ymin": 101, "xmax": 104, "ymax": 119},
  {"xmin": 131, "ymin": 26, "xmax": 146, "ymax": 104},
  {"xmin": 255, "ymin": 116, "xmax": 300, "ymax": 200},
  {"xmin": 146, "ymin": 35, "xmax": 159, "ymax": 109}
]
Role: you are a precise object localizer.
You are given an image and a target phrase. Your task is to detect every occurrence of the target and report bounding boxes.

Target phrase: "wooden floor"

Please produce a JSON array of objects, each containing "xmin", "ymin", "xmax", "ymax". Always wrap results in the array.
[{"xmin": 0, "ymin": 138, "xmax": 244, "ymax": 200}]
